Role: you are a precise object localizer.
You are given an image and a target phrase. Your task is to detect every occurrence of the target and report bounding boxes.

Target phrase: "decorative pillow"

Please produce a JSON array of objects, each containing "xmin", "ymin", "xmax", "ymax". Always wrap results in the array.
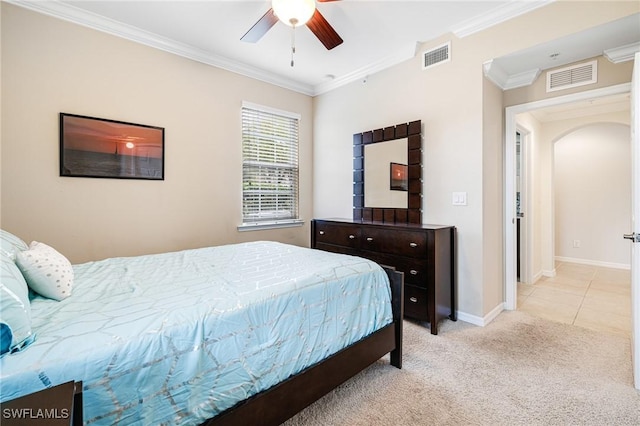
[
  {"xmin": 0, "ymin": 229, "xmax": 29, "ymax": 260},
  {"xmin": 0, "ymin": 252, "xmax": 35, "ymax": 356},
  {"xmin": 16, "ymin": 241, "xmax": 74, "ymax": 301}
]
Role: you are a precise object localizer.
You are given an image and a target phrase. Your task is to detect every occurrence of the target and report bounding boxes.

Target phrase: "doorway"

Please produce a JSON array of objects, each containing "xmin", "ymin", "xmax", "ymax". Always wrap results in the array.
[
  {"xmin": 505, "ymin": 83, "xmax": 631, "ymax": 308},
  {"xmin": 504, "ymin": 82, "xmax": 636, "ymax": 387}
]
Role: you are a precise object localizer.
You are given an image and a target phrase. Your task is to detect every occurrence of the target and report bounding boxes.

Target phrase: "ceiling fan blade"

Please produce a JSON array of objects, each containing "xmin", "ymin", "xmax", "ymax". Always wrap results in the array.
[
  {"xmin": 241, "ymin": 8, "xmax": 279, "ymax": 43},
  {"xmin": 306, "ymin": 9, "xmax": 343, "ymax": 50}
]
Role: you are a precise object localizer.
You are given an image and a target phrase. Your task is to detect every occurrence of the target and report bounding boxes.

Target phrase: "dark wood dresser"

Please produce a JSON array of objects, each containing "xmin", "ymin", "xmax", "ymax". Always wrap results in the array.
[{"xmin": 311, "ymin": 219, "xmax": 455, "ymax": 335}]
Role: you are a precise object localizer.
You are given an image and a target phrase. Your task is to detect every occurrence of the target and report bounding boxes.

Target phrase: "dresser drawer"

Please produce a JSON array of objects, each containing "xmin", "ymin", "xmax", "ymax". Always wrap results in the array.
[
  {"xmin": 404, "ymin": 284, "xmax": 429, "ymax": 322},
  {"xmin": 361, "ymin": 228, "xmax": 428, "ymax": 258},
  {"xmin": 314, "ymin": 223, "xmax": 361, "ymax": 248},
  {"xmin": 391, "ymin": 257, "xmax": 429, "ymax": 287},
  {"xmin": 358, "ymin": 251, "xmax": 428, "ymax": 288}
]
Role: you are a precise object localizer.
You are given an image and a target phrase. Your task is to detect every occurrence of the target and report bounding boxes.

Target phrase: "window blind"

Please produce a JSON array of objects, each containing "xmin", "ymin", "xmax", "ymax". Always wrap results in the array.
[{"xmin": 241, "ymin": 104, "xmax": 299, "ymax": 224}]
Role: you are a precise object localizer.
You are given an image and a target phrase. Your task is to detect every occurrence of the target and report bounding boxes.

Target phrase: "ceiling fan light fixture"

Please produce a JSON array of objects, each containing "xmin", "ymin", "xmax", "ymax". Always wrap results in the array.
[{"xmin": 272, "ymin": 0, "xmax": 316, "ymax": 27}]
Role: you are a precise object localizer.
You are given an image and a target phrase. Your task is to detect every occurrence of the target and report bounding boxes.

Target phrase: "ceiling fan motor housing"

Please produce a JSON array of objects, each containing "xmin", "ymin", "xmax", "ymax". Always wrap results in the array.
[{"xmin": 272, "ymin": 0, "xmax": 316, "ymax": 27}]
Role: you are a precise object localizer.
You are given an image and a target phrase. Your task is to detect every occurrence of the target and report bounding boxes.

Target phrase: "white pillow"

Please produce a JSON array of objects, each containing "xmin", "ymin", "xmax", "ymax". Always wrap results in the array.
[
  {"xmin": 16, "ymin": 241, "xmax": 74, "ymax": 301},
  {"xmin": 0, "ymin": 229, "xmax": 29, "ymax": 260}
]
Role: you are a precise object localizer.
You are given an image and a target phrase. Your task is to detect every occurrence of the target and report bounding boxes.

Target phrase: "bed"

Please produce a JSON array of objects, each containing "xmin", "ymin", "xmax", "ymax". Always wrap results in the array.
[{"xmin": 0, "ymin": 231, "xmax": 403, "ymax": 425}]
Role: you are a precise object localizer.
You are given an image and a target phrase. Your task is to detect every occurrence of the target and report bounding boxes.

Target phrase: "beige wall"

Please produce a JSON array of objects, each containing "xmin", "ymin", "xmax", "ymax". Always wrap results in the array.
[
  {"xmin": 313, "ymin": 1, "xmax": 639, "ymax": 320},
  {"xmin": 555, "ymin": 122, "xmax": 631, "ymax": 266},
  {"xmin": 1, "ymin": 4, "xmax": 313, "ymax": 263},
  {"xmin": 482, "ymin": 76, "xmax": 505, "ymax": 314},
  {"xmin": 313, "ymin": 33, "xmax": 487, "ymax": 318}
]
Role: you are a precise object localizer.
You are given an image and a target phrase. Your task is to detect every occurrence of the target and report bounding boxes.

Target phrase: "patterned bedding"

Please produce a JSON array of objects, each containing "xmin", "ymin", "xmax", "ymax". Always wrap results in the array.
[{"xmin": 0, "ymin": 241, "xmax": 392, "ymax": 425}]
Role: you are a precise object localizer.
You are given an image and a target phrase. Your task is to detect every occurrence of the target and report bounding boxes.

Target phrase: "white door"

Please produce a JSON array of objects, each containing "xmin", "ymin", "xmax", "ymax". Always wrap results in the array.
[{"xmin": 629, "ymin": 52, "xmax": 640, "ymax": 390}]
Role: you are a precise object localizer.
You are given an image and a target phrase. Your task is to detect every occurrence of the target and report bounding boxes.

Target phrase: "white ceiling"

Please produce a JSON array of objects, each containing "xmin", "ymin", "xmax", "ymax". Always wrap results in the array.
[{"xmin": 8, "ymin": 1, "xmax": 640, "ymax": 96}]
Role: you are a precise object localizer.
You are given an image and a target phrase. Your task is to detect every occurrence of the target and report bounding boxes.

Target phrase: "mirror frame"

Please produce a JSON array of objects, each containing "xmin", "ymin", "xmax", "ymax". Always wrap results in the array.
[{"xmin": 353, "ymin": 120, "xmax": 422, "ymax": 224}]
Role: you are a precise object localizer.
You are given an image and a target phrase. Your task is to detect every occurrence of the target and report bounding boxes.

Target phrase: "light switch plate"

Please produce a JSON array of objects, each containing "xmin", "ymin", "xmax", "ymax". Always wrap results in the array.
[{"xmin": 452, "ymin": 192, "xmax": 467, "ymax": 206}]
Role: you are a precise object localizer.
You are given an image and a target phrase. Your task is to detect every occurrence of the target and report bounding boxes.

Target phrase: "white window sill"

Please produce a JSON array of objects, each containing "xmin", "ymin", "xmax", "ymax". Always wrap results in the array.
[{"xmin": 237, "ymin": 219, "xmax": 304, "ymax": 232}]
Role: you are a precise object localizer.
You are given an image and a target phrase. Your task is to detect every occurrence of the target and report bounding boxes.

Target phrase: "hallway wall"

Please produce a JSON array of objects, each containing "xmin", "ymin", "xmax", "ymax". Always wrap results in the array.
[
  {"xmin": 554, "ymin": 122, "xmax": 631, "ymax": 267},
  {"xmin": 517, "ymin": 109, "xmax": 631, "ymax": 280}
]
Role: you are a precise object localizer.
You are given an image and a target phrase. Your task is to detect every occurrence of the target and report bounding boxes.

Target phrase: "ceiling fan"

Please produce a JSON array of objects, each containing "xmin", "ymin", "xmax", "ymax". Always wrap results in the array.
[{"xmin": 241, "ymin": 0, "xmax": 343, "ymax": 51}]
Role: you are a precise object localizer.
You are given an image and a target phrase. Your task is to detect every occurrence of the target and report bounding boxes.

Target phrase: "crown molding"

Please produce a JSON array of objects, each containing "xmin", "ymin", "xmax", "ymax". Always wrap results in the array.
[
  {"xmin": 504, "ymin": 68, "xmax": 541, "ymax": 90},
  {"xmin": 483, "ymin": 60, "xmax": 540, "ymax": 90},
  {"xmin": 5, "ymin": 0, "xmax": 316, "ymax": 96},
  {"xmin": 483, "ymin": 60, "xmax": 509, "ymax": 89},
  {"xmin": 452, "ymin": 0, "xmax": 554, "ymax": 38},
  {"xmin": 604, "ymin": 42, "xmax": 640, "ymax": 64}
]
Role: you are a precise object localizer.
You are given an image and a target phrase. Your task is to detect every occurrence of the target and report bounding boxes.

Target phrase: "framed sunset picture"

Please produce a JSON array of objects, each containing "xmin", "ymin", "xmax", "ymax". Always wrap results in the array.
[
  {"xmin": 60, "ymin": 113, "xmax": 164, "ymax": 180},
  {"xmin": 390, "ymin": 162, "xmax": 408, "ymax": 191}
]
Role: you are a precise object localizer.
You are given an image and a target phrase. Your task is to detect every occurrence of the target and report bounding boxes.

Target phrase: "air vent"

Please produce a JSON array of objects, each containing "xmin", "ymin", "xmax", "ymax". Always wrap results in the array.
[
  {"xmin": 546, "ymin": 60, "xmax": 597, "ymax": 92},
  {"xmin": 422, "ymin": 42, "xmax": 451, "ymax": 70}
]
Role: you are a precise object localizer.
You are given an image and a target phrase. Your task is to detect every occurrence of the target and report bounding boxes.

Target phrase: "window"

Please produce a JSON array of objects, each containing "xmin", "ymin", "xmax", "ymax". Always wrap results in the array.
[{"xmin": 239, "ymin": 102, "xmax": 302, "ymax": 230}]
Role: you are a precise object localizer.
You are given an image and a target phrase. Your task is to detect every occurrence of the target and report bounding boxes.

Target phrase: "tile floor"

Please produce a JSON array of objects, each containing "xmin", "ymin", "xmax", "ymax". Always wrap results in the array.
[{"xmin": 518, "ymin": 261, "xmax": 631, "ymax": 338}]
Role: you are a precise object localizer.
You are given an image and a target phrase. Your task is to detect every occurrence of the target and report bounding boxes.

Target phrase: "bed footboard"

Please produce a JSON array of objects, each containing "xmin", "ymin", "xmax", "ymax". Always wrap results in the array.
[{"xmin": 386, "ymin": 266, "xmax": 404, "ymax": 369}]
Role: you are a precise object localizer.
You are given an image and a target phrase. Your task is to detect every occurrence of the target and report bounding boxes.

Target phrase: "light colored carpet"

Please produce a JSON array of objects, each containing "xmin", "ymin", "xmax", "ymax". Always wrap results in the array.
[{"xmin": 284, "ymin": 310, "xmax": 640, "ymax": 425}]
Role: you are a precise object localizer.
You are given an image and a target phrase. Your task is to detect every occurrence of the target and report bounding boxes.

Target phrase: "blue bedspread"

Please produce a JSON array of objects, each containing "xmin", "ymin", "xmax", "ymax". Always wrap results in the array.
[{"xmin": 0, "ymin": 241, "xmax": 392, "ymax": 424}]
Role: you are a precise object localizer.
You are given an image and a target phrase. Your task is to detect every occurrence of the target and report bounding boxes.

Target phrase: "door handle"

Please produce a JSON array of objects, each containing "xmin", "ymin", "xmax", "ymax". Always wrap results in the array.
[{"xmin": 623, "ymin": 233, "xmax": 639, "ymax": 242}]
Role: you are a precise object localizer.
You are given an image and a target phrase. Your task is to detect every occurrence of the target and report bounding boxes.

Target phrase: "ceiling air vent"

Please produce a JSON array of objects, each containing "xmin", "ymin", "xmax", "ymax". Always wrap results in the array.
[
  {"xmin": 546, "ymin": 60, "xmax": 597, "ymax": 92},
  {"xmin": 422, "ymin": 42, "xmax": 451, "ymax": 70}
]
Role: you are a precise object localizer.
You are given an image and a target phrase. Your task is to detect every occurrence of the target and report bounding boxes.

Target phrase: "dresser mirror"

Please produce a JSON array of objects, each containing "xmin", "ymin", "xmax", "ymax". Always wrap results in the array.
[
  {"xmin": 364, "ymin": 138, "xmax": 408, "ymax": 208},
  {"xmin": 353, "ymin": 120, "xmax": 422, "ymax": 224}
]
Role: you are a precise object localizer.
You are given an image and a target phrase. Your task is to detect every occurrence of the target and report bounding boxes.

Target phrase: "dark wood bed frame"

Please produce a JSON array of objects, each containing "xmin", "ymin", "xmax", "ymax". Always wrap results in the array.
[
  {"xmin": 5, "ymin": 268, "xmax": 403, "ymax": 426},
  {"xmin": 204, "ymin": 266, "xmax": 404, "ymax": 426}
]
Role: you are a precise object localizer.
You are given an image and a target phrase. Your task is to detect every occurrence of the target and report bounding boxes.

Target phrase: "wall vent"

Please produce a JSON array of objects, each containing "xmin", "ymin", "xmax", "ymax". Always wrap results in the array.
[
  {"xmin": 546, "ymin": 60, "xmax": 597, "ymax": 92},
  {"xmin": 422, "ymin": 42, "xmax": 451, "ymax": 70}
]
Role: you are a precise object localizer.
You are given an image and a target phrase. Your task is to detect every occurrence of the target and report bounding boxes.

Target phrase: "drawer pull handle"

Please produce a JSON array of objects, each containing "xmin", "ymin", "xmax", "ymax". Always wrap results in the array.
[
  {"xmin": 409, "ymin": 297, "xmax": 418, "ymax": 303},
  {"xmin": 366, "ymin": 237, "xmax": 373, "ymax": 242},
  {"xmin": 409, "ymin": 242, "xmax": 418, "ymax": 248},
  {"xmin": 319, "ymin": 231, "xmax": 325, "ymax": 235},
  {"xmin": 410, "ymin": 270, "xmax": 418, "ymax": 275},
  {"xmin": 349, "ymin": 235, "xmax": 355, "ymax": 239}
]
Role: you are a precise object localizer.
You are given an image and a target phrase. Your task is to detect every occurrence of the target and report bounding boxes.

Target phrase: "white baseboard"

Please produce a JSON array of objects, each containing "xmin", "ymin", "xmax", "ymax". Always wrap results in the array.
[
  {"xmin": 555, "ymin": 256, "xmax": 630, "ymax": 270},
  {"xmin": 522, "ymin": 270, "xmax": 545, "ymax": 284},
  {"xmin": 542, "ymin": 268, "xmax": 556, "ymax": 278},
  {"xmin": 456, "ymin": 303, "xmax": 504, "ymax": 327},
  {"xmin": 531, "ymin": 270, "xmax": 544, "ymax": 283}
]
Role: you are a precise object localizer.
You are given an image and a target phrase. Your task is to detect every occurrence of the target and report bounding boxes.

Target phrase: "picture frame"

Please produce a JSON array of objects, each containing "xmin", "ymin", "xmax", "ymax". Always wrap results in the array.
[
  {"xmin": 60, "ymin": 113, "xmax": 164, "ymax": 180},
  {"xmin": 389, "ymin": 162, "xmax": 408, "ymax": 191}
]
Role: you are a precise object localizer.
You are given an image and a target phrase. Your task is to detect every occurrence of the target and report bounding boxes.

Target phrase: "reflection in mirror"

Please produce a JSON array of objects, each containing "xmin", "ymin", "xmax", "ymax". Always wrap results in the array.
[{"xmin": 364, "ymin": 138, "xmax": 408, "ymax": 208}]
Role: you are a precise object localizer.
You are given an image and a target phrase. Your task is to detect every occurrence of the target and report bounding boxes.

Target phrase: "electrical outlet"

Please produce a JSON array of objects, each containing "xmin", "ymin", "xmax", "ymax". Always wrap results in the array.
[{"xmin": 573, "ymin": 240, "xmax": 581, "ymax": 248}]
